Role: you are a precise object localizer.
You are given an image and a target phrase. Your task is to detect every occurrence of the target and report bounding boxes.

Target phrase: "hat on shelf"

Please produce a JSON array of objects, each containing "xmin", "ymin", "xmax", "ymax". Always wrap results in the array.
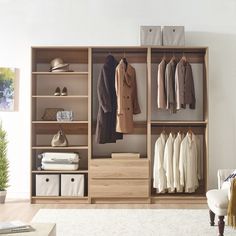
[{"xmin": 50, "ymin": 58, "xmax": 69, "ymax": 71}]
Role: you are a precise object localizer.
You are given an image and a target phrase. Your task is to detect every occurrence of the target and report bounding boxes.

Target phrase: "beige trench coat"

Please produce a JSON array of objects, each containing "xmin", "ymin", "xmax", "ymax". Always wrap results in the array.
[{"xmin": 115, "ymin": 60, "xmax": 141, "ymax": 133}]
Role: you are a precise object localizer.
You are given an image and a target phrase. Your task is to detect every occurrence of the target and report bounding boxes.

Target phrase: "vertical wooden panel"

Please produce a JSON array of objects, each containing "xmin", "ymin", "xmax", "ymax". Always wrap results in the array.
[
  {"xmin": 147, "ymin": 47, "xmax": 152, "ymax": 198},
  {"xmin": 88, "ymin": 47, "xmax": 92, "ymax": 203}
]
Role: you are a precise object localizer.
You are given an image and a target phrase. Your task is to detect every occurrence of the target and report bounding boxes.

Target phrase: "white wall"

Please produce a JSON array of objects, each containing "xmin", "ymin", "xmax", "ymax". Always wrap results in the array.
[{"xmin": 0, "ymin": 0, "xmax": 236, "ymax": 198}]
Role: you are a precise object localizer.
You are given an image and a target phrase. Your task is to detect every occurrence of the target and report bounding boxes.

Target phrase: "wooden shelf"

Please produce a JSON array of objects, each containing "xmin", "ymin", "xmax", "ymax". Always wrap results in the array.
[
  {"xmin": 32, "ymin": 146, "xmax": 88, "ymax": 150},
  {"xmin": 32, "ymin": 47, "xmax": 89, "ymax": 64},
  {"xmin": 32, "ymin": 95, "xmax": 88, "ymax": 98},
  {"xmin": 33, "ymin": 122, "xmax": 88, "ymax": 134},
  {"xmin": 92, "ymin": 121, "xmax": 147, "ymax": 134},
  {"xmin": 32, "ymin": 170, "xmax": 88, "ymax": 174},
  {"xmin": 151, "ymin": 121, "xmax": 207, "ymax": 126},
  {"xmin": 31, "ymin": 196, "xmax": 89, "ymax": 204},
  {"xmin": 32, "ymin": 196, "xmax": 88, "ymax": 199},
  {"xmin": 32, "ymin": 121, "xmax": 88, "ymax": 124},
  {"xmin": 32, "ymin": 72, "xmax": 88, "ymax": 75}
]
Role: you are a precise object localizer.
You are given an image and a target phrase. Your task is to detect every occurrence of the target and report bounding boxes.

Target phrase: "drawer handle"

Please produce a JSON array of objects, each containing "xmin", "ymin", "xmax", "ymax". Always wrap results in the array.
[
  {"xmin": 71, "ymin": 178, "xmax": 75, "ymax": 182},
  {"xmin": 45, "ymin": 178, "xmax": 49, "ymax": 182}
]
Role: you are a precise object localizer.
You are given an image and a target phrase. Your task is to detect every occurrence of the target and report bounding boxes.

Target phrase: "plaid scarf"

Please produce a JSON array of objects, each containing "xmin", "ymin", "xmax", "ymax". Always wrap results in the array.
[{"xmin": 228, "ymin": 178, "xmax": 236, "ymax": 228}]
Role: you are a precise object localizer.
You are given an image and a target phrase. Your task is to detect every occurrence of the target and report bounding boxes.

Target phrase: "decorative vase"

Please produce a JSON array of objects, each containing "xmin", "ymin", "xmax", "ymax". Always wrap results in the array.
[{"xmin": 0, "ymin": 190, "xmax": 6, "ymax": 203}]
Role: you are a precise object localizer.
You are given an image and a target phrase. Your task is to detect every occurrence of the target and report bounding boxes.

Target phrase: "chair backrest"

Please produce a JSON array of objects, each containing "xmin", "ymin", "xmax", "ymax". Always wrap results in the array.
[{"xmin": 218, "ymin": 169, "xmax": 235, "ymax": 189}]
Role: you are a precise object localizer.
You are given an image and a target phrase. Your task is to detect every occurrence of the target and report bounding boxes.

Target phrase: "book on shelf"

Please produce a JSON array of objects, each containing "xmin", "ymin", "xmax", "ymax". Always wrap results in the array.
[{"xmin": 0, "ymin": 221, "xmax": 35, "ymax": 234}]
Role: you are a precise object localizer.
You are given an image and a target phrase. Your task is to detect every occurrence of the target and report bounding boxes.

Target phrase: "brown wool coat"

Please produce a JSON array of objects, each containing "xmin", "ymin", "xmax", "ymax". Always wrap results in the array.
[
  {"xmin": 175, "ymin": 58, "xmax": 196, "ymax": 109},
  {"xmin": 95, "ymin": 55, "xmax": 123, "ymax": 144},
  {"xmin": 165, "ymin": 58, "xmax": 177, "ymax": 113},
  {"xmin": 115, "ymin": 60, "xmax": 141, "ymax": 133}
]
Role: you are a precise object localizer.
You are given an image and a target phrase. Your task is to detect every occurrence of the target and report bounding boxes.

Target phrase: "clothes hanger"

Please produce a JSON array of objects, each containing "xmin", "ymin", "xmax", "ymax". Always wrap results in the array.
[
  {"xmin": 188, "ymin": 127, "xmax": 193, "ymax": 139},
  {"xmin": 122, "ymin": 50, "xmax": 128, "ymax": 70},
  {"xmin": 162, "ymin": 52, "xmax": 166, "ymax": 61},
  {"xmin": 171, "ymin": 51, "xmax": 176, "ymax": 61},
  {"xmin": 182, "ymin": 52, "xmax": 187, "ymax": 62},
  {"xmin": 161, "ymin": 127, "xmax": 166, "ymax": 135}
]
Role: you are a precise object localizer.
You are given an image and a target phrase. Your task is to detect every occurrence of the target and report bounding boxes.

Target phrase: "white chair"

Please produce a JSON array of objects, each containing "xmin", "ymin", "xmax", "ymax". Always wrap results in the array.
[{"xmin": 206, "ymin": 169, "xmax": 234, "ymax": 236}]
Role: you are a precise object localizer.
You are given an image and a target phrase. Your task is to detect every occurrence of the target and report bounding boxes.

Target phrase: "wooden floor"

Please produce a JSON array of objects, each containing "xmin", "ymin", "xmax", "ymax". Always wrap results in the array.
[{"xmin": 0, "ymin": 199, "xmax": 208, "ymax": 222}]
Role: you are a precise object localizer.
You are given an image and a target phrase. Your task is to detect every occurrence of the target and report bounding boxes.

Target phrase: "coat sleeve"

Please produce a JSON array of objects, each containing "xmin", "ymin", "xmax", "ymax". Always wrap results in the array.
[
  {"xmin": 175, "ymin": 64, "xmax": 181, "ymax": 110},
  {"xmin": 153, "ymin": 139, "xmax": 159, "ymax": 188},
  {"xmin": 132, "ymin": 69, "xmax": 141, "ymax": 114},
  {"xmin": 179, "ymin": 140, "xmax": 186, "ymax": 187},
  {"xmin": 189, "ymin": 65, "xmax": 196, "ymax": 109},
  {"xmin": 97, "ymin": 67, "xmax": 112, "ymax": 113}
]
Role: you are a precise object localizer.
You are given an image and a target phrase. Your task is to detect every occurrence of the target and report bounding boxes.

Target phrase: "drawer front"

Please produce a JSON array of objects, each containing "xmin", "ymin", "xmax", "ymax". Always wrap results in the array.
[
  {"xmin": 90, "ymin": 179, "xmax": 149, "ymax": 198},
  {"xmin": 90, "ymin": 159, "xmax": 149, "ymax": 179}
]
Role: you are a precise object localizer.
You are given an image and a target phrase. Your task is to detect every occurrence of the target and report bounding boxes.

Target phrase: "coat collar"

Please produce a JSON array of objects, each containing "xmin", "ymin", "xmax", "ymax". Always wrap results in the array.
[
  {"xmin": 105, "ymin": 55, "xmax": 117, "ymax": 67},
  {"xmin": 118, "ymin": 59, "xmax": 133, "ymax": 87},
  {"xmin": 187, "ymin": 132, "xmax": 195, "ymax": 146},
  {"xmin": 160, "ymin": 132, "xmax": 166, "ymax": 146}
]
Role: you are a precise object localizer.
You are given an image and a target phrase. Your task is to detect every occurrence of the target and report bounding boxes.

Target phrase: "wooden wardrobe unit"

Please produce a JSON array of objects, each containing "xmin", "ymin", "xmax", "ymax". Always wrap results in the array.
[{"xmin": 30, "ymin": 46, "xmax": 208, "ymax": 204}]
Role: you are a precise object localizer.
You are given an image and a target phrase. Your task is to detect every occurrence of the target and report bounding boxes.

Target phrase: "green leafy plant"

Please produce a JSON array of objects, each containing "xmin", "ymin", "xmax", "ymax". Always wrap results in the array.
[{"xmin": 0, "ymin": 123, "xmax": 9, "ymax": 191}]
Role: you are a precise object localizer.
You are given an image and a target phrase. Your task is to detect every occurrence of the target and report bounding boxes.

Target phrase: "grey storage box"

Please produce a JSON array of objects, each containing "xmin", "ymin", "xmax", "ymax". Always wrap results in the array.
[
  {"xmin": 36, "ymin": 174, "xmax": 59, "ymax": 196},
  {"xmin": 140, "ymin": 26, "xmax": 162, "ymax": 45},
  {"xmin": 61, "ymin": 174, "xmax": 84, "ymax": 197},
  {"xmin": 162, "ymin": 26, "xmax": 185, "ymax": 46}
]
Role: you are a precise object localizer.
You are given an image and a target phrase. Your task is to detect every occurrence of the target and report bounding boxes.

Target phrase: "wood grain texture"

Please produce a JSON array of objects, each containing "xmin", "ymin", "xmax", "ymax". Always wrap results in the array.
[
  {"xmin": 30, "ymin": 46, "xmax": 208, "ymax": 204},
  {"xmin": 90, "ymin": 179, "xmax": 149, "ymax": 198},
  {"xmin": 90, "ymin": 159, "xmax": 149, "ymax": 179},
  {"xmin": 0, "ymin": 200, "xmax": 207, "ymax": 222}
]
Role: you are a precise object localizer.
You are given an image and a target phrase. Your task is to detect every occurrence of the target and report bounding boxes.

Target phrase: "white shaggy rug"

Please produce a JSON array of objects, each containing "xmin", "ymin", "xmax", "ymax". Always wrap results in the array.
[{"xmin": 32, "ymin": 209, "xmax": 235, "ymax": 236}]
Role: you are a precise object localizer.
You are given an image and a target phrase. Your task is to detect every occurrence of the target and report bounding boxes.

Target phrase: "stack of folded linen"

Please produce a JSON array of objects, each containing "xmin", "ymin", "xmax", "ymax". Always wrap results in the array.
[{"xmin": 39, "ymin": 152, "xmax": 79, "ymax": 170}]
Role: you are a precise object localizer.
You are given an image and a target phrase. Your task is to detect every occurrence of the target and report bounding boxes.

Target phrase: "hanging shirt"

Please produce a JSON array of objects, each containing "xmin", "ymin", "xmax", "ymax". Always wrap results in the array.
[
  {"xmin": 179, "ymin": 132, "xmax": 199, "ymax": 193},
  {"xmin": 175, "ymin": 58, "xmax": 196, "ymax": 110},
  {"xmin": 163, "ymin": 133, "xmax": 175, "ymax": 192},
  {"xmin": 173, "ymin": 132, "xmax": 183, "ymax": 192},
  {"xmin": 157, "ymin": 59, "xmax": 167, "ymax": 109},
  {"xmin": 165, "ymin": 58, "xmax": 177, "ymax": 113},
  {"xmin": 115, "ymin": 59, "xmax": 141, "ymax": 133},
  {"xmin": 153, "ymin": 133, "xmax": 167, "ymax": 193}
]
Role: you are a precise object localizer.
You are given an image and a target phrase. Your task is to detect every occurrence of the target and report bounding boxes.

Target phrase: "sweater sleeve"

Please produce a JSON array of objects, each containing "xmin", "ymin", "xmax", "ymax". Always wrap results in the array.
[
  {"xmin": 153, "ymin": 139, "xmax": 159, "ymax": 188},
  {"xmin": 179, "ymin": 140, "xmax": 185, "ymax": 187},
  {"xmin": 132, "ymin": 69, "xmax": 141, "ymax": 114}
]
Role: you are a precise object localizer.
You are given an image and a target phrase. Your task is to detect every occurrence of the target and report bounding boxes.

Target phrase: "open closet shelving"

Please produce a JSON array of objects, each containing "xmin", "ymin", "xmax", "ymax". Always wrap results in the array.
[
  {"xmin": 30, "ymin": 47, "xmax": 91, "ymax": 203},
  {"xmin": 30, "ymin": 46, "xmax": 208, "ymax": 204}
]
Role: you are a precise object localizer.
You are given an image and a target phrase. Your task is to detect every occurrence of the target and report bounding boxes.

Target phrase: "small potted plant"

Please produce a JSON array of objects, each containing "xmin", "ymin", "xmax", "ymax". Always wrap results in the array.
[{"xmin": 0, "ymin": 123, "xmax": 9, "ymax": 203}]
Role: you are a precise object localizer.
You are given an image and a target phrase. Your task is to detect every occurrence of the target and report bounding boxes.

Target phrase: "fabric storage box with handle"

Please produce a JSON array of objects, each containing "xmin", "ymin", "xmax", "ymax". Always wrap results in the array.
[
  {"xmin": 162, "ymin": 26, "xmax": 185, "ymax": 46},
  {"xmin": 140, "ymin": 26, "xmax": 162, "ymax": 45},
  {"xmin": 36, "ymin": 174, "xmax": 59, "ymax": 196},
  {"xmin": 61, "ymin": 174, "xmax": 84, "ymax": 197}
]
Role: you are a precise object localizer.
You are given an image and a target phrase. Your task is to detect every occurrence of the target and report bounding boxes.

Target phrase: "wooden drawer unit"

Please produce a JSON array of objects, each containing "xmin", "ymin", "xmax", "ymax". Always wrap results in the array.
[
  {"xmin": 90, "ymin": 179, "xmax": 149, "ymax": 198},
  {"xmin": 90, "ymin": 159, "xmax": 149, "ymax": 179}
]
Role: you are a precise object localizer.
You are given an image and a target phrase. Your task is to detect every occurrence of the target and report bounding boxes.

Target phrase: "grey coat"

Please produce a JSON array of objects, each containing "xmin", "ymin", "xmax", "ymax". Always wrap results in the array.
[
  {"xmin": 175, "ymin": 58, "xmax": 196, "ymax": 109},
  {"xmin": 95, "ymin": 55, "xmax": 123, "ymax": 144}
]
